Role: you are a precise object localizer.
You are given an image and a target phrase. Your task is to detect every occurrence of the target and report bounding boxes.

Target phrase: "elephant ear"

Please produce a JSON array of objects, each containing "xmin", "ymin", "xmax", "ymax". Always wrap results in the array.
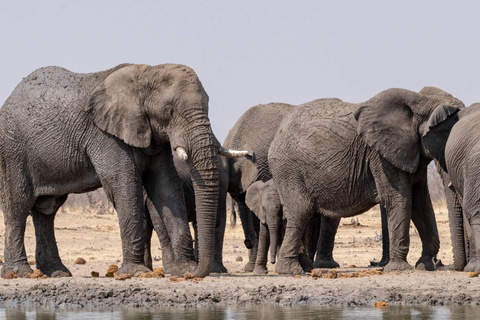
[
  {"xmin": 245, "ymin": 181, "xmax": 266, "ymax": 224},
  {"xmin": 354, "ymin": 102, "xmax": 419, "ymax": 173},
  {"xmin": 86, "ymin": 65, "xmax": 152, "ymax": 148},
  {"xmin": 422, "ymin": 104, "xmax": 460, "ymax": 171}
]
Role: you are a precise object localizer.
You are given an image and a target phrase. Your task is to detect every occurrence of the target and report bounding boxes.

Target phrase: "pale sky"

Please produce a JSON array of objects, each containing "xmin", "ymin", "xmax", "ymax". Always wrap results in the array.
[{"xmin": 1, "ymin": 1, "xmax": 479, "ymax": 142}]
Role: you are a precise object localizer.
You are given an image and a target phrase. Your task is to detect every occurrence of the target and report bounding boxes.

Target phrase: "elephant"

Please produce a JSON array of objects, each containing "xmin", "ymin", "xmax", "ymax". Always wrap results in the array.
[
  {"xmin": 268, "ymin": 87, "xmax": 464, "ymax": 274},
  {"xmin": 245, "ymin": 179, "xmax": 284, "ymax": 274},
  {"xmin": 0, "ymin": 63, "xmax": 246, "ymax": 278},
  {"xmin": 423, "ymin": 102, "xmax": 480, "ymax": 272},
  {"xmin": 223, "ymin": 99, "xmax": 342, "ymax": 272}
]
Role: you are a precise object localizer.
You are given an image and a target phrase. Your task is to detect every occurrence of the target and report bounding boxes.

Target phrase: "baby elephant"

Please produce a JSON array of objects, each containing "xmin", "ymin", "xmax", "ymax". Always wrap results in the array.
[{"xmin": 245, "ymin": 180, "xmax": 284, "ymax": 274}]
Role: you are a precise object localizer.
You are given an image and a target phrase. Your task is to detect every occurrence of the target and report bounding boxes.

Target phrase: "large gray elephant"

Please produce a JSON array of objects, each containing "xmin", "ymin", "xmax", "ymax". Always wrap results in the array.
[
  {"xmin": 0, "ymin": 63, "xmax": 246, "ymax": 278},
  {"xmin": 268, "ymin": 87, "xmax": 464, "ymax": 274},
  {"xmin": 423, "ymin": 102, "xmax": 480, "ymax": 272},
  {"xmin": 223, "ymin": 100, "xmax": 341, "ymax": 271}
]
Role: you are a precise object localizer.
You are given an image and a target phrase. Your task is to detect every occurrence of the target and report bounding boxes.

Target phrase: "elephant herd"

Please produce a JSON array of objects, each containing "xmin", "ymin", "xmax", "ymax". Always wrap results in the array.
[{"xmin": 0, "ymin": 63, "xmax": 478, "ymax": 279}]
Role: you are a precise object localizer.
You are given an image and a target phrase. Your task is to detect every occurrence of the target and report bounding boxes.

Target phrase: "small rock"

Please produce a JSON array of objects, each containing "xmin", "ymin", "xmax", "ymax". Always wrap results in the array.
[
  {"xmin": 26, "ymin": 269, "xmax": 44, "ymax": 279},
  {"xmin": 28, "ymin": 261, "xmax": 36, "ymax": 265},
  {"xmin": 324, "ymin": 270, "xmax": 337, "ymax": 279},
  {"xmin": 75, "ymin": 257, "xmax": 86, "ymax": 265},
  {"xmin": 236, "ymin": 256, "xmax": 243, "ymax": 262},
  {"xmin": 311, "ymin": 269, "xmax": 323, "ymax": 280},
  {"xmin": 107, "ymin": 264, "xmax": 119, "ymax": 274},
  {"xmin": 294, "ymin": 275, "xmax": 302, "ymax": 279},
  {"xmin": 375, "ymin": 301, "xmax": 388, "ymax": 308},
  {"xmin": 469, "ymin": 271, "xmax": 479, "ymax": 278},
  {"xmin": 105, "ymin": 272, "xmax": 115, "ymax": 278},
  {"xmin": 114, "ymin": 273, "xmax": 131, "ymax": 281},
  {"xmin": 89, "ymin": 257, "xmax": 95, "ymax": 260},
  {"xmin": 152, "ymin": 268, "xmax": 165, "ymax": 278},
  {"xmin": 91, "ymin": 271, "xmax": 100, "ymax": 277},
  {"xmin": 349, "ymin": 264, "xmax": 356, "ymax": 268},
  {"xmin": 0, "ymin": 258, "xmax": 3, "ymax": 263},
  {"xmin": 4, "ymin": 271, "xmax": 17, "ymax": 279}
]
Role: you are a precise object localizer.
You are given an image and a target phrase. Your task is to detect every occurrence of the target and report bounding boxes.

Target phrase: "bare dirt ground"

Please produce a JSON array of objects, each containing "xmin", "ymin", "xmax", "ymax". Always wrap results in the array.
[{"xmin": 0, "ymin": 202, "xmax": 479, "ymax": 309}]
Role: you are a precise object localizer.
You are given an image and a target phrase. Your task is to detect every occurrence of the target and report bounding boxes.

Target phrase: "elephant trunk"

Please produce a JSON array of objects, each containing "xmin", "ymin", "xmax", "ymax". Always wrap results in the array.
[
  {"xmin": 269, "ymin": 221, "xmax": 280, "ymax": 264},
  {"xmin": 187, "ymin": 109, "xmax": 219, "ymax": 278}
]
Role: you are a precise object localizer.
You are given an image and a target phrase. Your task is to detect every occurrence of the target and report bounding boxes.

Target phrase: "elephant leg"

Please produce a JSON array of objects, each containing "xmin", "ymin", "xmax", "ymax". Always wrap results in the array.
[
  {"xmin": 235, "ymin": 199, "xmax": 259, "ymax": 272},
  {"xmin": 313, "ymin": 215, "xmax": 340, "ymax": 269},
  {"xmin": 410, "ymin": 183, "xmax": 439, "ymax": 271},
  {"xmin": 253, "ymin": 223, "xmax": 270, "ymax": 274},
  {"xmin": 2, "ymin": 208, "xmax": 34, "ymax": 278},
  {"xmin": 93, "ymin": 157, "xmax": 151, "ymax": 277},
  {"xmin": 143, "ymin": 152, "xmax": 196, "ymax": 276},
  {"xmin": 464, "ymin": 223, "xmax": 480, "ymax": 272},
  {"xmin": 212, "ymin": 188, "xmax": 228, "ymax": 273},
  {"xmin": 31, "ymin": 195, "xmax": 71, "ymax": 277},
  {"xmin": 275, "ymin": 204, "xmax": 312, "ymax": 275},
  {"xmin": 305, "ymin": 213, "xmax": 320, "ymax": 262},
  {"xmin": 145, "ymin": 197, "xmax": 177, "ymax": 274},
  {"xmin": 143, "ymin": 206, "xmax": 154, "ymax": 270},
  {"xmin": 371, "ymin": 205, "xmax": 390, "ymax": 267},
  {"xmin": 444, "ymin": 184, "xmax": 467, "ymax": 271},
  {"xmin": 1, "ymin": 180, "xmax": 35, "ymax": 278}
]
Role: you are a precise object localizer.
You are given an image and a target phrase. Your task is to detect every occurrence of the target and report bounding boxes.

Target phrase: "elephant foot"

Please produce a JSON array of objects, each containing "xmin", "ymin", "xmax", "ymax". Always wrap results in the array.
[
  {"xmin": 370, "ymin": 258, "xmax": 389, "ymax": 267},
  {"xmin": 40, "ymin": 263, "xmax": 72, "ymax": 278},
  {"xmin": 314, "ymin": 257, "xmax": 340, "ymax": 269},
  {"xmin": 118, "ymin": 262, "xmax": 152, "ymax": 277},
  {"xmin": 275, "ymin": 257, "xmax": 304, "ymax": 275},
  {"xmin": 383, "ymin": 259, "xmax": 413, "ymax": 272},
  {"xmin": 415, "ymin": 256, "xmax": 436, "ymax": 271},
  {"xmin": 244, "ymin": 261, "xmax": 255, "ymax": 273},
  {"xmin": 299, "ymin": 253, "xmax": 313, "ymax": 272},
  {"xmin": 1, "ymin": 263, "xmax": 34, "ymax": 278},
  {"xmin": 164, "ymin": 259, "xmax": 197, "ymax": 276},
  {"xmin": 253, "ymin": 265, "xmax": 268, "ymax": 275},
  {"xmin": 464, "ymin": 258, "xmax": 480, "ymax": 272},
  {"xmin": 211, "ymin": 261, "xmax": 228, "ymax": 274}
]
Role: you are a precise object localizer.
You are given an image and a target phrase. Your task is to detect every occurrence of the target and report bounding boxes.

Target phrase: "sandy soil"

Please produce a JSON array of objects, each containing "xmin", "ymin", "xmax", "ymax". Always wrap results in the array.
[{"xmin": 0, "ymin": 202, "xmax": 479, "ymax": 309}]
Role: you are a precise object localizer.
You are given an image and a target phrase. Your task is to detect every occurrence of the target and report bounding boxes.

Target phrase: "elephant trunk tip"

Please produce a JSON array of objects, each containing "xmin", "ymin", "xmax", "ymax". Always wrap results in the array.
[{"xmin": 270, "ymin": 255, "xmax": 276, "ymax": 264}]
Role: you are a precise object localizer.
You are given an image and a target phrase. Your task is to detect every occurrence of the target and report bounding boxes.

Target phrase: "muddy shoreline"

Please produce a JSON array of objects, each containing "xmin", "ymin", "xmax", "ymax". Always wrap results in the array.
[
  {"xmin": 1, "ymin": 204, "xmax": 478, "ymax": 309},
  {"xmin": 1, "ymin": 270, "xmax": 479, "ymax": 309}
]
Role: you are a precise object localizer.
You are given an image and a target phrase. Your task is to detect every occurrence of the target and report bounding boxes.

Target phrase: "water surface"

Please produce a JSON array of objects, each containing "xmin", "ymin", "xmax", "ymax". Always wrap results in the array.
[{"xmin": 1, "ymin": 304, "xmax": 479, "ymax": 319}]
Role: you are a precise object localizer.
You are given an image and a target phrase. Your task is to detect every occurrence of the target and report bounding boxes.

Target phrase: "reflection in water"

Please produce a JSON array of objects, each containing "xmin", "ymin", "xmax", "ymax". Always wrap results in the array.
[{"xmin": 1, "ymin": 305, "xmax": 479, "ymax": 319}]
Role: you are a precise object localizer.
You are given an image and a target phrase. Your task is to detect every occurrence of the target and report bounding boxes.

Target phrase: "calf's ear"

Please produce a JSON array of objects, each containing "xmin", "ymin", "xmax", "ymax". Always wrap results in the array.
[{"xmin": 245, "ymin": 181, "xmax": 266, "ymax": 224}]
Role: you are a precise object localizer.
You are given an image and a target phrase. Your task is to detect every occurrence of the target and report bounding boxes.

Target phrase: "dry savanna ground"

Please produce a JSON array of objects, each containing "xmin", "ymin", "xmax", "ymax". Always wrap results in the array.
[{"xmin": 1, "ymin": 200, "xmax": 480, "ymax": 309}]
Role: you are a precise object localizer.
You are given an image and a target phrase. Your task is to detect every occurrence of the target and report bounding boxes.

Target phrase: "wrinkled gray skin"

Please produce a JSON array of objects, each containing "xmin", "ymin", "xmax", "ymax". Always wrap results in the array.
[
  {"xmin": 224, "ymin": 101, "xmax": 341, "ymax": 272},
  {"xmin": 423, "ymin": 102, "xmax": 480, "ymax": 272},
  {"xmin": 173, "ymin": 153, "xmax": 230, "ymax": 273},
  {"xmin": 0, "ymin": 63, "xmax": 233, "ymax": 278},
  {"xmin": 245, "ymin": 180, "xmax": 284, "ymax": 274},
  {"xmin": 269, "ymin": 87, "xmax": 464, "ymax": 274}
]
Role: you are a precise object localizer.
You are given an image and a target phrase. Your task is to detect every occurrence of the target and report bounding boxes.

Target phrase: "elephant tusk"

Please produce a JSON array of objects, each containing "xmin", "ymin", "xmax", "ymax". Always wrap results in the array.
[
  {"xmin": 176, "ymin": 147, "xmax": 188, "ymax": 162},
  {"xmin": 218, "ymin": 146, "xmax": 249, "ymax": 158}
]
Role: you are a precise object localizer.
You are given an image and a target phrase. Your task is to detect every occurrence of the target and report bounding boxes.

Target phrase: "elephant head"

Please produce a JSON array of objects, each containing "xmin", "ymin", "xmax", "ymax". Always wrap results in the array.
[
  {"xmin": 245, "ymin": 180, "xmax": 283, "ymax": 264},
  {"xmin": 85, "ymin": 63, "xmax": 247, "ymax": 277},
  {"xmin": 354, "ymin": 87, "xmax": 464, "ymax": 174}
]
